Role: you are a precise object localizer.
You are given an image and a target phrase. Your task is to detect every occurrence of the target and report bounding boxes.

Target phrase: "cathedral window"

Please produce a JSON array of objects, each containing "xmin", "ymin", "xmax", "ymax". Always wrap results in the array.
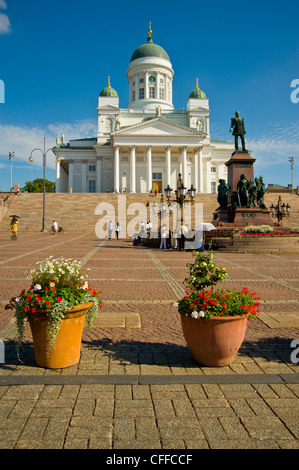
[
  {"xmin": 139, "ymin": 88, "xmax": 144, "ymax": 99},
  {"xmin": 149, "ymin": 87, "xmax": 155, "ymax": 99},
  {"xmin": 139, "ymin": 78, "xmax": 144, "ymax": 83},
  {"xmin": 132, "ymin": 91, "xmax": 135, "ymax": 101},
  {"xmin": 159, "ymin": 88, "xmax": 165, "ymax": 100}
]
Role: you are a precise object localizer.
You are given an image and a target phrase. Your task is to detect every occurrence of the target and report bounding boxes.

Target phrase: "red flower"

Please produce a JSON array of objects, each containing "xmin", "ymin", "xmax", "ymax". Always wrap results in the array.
[
  {"xmin": 26, "ymin": 295, "xmax": 31, "ymax": 301},
  {"xmin": 57, "ymin": 297, "xmax": 62, "ymax": 303},
  {"xmin": 92, "ymin": 290, "xmax": 97, "ymax": 296},
  {"xmin": 31, "ymin": 308, "xmax": 36, "ymax": 313},
  {"xmin": 46, "ymin": 300, "xmax": 51, "ymax": 306},
  {"xmin": 24, "ymin": 306, "xmax": 29, "ymax": 312}
]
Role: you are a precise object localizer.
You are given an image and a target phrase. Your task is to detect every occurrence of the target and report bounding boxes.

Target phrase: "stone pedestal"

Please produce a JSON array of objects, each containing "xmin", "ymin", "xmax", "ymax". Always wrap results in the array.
[
  {"xmin": 226, "ymin": 150, "xmax": 256, "ymax": 192},
  {"xmin": 214, "ymin": 150, "xmax": 275, "ymax": 228}
]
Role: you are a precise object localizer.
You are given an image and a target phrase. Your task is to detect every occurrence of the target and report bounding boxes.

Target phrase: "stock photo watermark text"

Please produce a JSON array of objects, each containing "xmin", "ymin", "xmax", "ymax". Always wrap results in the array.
[
  {"xmin": 290, "ymin": 79, "xmax": 299, "ymax": 104},
  {"xmin": 94, "ymin": 195, "xmax": 204, "ymax": 250},
  {"xmin": 0, "ymin": 79, "xmax": 4, "ymax": 103},
  {"xmin": 0, "ymin": 340, "xmax": 4, "ymax": 364}
]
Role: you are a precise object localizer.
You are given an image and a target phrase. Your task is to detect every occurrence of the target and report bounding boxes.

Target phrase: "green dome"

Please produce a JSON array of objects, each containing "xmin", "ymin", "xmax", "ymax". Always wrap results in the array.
[
  {"xmin": 130, "ymin": 37, "xmax": 170, "ymax": 62},
  {"xmin": 189, "ymin": 79, "xmax": 206, "ymax": 99},
  {"xmin": 100, "ymin": 79, "xmax": 118, "ymax": 97}
]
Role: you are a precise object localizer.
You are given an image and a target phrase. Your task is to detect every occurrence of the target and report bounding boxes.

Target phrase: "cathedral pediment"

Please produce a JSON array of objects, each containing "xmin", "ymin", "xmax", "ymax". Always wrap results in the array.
[{"xmin": 112, "ymin": 118, "xmax": 204, "ymax": 138}]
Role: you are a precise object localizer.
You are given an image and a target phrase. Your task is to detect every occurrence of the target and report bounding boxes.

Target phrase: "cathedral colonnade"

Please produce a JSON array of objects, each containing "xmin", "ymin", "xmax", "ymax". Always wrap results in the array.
[
  {"xmin": 111, "ymin": 144, "xmax": 206, "ymax": 194},
  {"xmin": 55, "ymin": 144, "xmax": 210, "ymax": 194}
]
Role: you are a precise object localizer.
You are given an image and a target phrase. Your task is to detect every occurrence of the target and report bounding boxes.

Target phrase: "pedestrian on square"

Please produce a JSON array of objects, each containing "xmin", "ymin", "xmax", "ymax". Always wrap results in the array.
[
  {"xmin": 108, "ymin": 220, "xmax": 114, "ymax": 239},
  {"xmin": 10, "ymin": 217, "xmax": 18, "ymax": 240},
  {"xmin": 160, "ymin": 224, "xmax": 168, "ymax": 249},
  {"xmin": 115, "ymin": 222, "xmax": 121, "ymax": 239}
]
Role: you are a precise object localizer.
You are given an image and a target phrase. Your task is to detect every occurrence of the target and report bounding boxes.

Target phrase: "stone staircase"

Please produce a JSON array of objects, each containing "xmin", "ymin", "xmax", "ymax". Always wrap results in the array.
[
  {"xmin": 0, "ymin": 192, "xmax": 218, "ymax": 234},
  {"xmin": 1, "ymin": 192, "xmax": 298, "ymax": 234}
]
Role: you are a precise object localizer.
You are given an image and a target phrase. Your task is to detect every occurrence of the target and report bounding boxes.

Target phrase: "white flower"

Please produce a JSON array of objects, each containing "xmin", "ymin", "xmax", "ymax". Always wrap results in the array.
[
  {"xmin": 198, "ymin": 310, "xmax": 205, "ymax": 318},
  {"xmin": 82, "ymin": 281, "xmax": 89, "ymax": 290},
  {"xmin": 173, "ymin": 302, "xmax": 178, "ymax": 308},
  {"xmin": 191, "ymin": 311, "xmax": 199, "ymax": 319},
  {"xmin": 49, "ymin": 282, "xmax": 55, "ymax": 288},
  {"xmin": 34, "ymin": 284, "xmax": 41, "ymax": 291}
]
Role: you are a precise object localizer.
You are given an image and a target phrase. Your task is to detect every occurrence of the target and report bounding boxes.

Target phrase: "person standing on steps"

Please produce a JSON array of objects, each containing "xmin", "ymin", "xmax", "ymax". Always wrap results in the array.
[
  {"xmin": 115, "ymin": 222, "xmax": 121, "ymax": 239},
  {"xmin": 160, "ymin": 224, "xmax": 168, "ymax": 249}
]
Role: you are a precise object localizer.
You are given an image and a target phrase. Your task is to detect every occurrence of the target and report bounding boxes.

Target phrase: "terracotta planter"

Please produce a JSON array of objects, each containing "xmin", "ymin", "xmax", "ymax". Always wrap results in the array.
[
  {"xmin": 180, "ymin": 312, "xmax": 249, "ymax": 367},
  {"xmin": 28, "ymin": 302, "xmax": 93, "ymax": 369}
]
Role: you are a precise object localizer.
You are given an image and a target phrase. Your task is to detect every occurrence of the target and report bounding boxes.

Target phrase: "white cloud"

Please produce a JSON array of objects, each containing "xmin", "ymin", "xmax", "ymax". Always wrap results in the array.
[
  {"xmin": 248, "ymin": 121, "xmax": 299, "ymax": 171},
  {"xmin": 0, "ymin": 120, "xmax": 97, "ymax": 169},
  {"xmin": 0, "ymin": 12, "xmax": 11, "ymax": 34}
]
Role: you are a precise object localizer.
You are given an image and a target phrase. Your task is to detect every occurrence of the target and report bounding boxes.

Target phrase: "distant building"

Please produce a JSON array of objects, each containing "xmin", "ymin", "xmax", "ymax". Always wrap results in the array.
[
  {"xmin": 266, "ymin": 184, "xmax": 298, "ymax": 193},
  {"xmin": 53, "ymin": 24, "xmax": 234, "ymax": 194}
]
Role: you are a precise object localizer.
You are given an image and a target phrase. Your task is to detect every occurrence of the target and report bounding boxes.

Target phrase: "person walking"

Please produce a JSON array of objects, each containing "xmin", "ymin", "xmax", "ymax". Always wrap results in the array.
[
  {"xmin": 160, "ymin": 224, "xmax": 167, "ymax": 249},
  {"xmin": 115, "ymin": 222, "xmax": 121, "ymax": 239},
  {"xmin": 10, "ymin": 217, "xmax": 18, "ymax": 240}
]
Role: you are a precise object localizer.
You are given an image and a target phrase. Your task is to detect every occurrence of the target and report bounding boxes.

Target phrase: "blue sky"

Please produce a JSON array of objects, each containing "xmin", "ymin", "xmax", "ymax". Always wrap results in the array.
[{"xmin": 0, "ymin": 0, "xmax": 298, "ymax": 191}]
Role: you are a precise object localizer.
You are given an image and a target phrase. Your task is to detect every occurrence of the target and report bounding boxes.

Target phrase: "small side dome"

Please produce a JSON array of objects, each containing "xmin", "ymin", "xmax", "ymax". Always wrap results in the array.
[
  {"xmin": 189, "ymin": 78, "xmax": 206, "ymax": 99},
  {"xmin": 100, "ymin": 77, "xmax": 118, "ymax": 97}
]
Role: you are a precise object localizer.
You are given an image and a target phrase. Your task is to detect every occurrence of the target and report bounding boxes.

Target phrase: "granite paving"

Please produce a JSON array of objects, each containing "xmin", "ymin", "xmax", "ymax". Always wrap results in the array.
[{"xmin": 0, "ymin": 231, "xmax": 298, "ymax": 450}]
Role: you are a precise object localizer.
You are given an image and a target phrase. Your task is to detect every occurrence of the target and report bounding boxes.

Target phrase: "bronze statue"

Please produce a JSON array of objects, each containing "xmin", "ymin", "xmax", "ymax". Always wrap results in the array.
[
  {"xmin": 217, "ymin": 179, "xmax": 230, "ymax": 209},
  {"xmin": 229, "ymin": 111, "xmax": 247, "ymax": 152},
  {"xmin": 255, "ymin": 176, "xmax": 267, "ymax": 209},
  {"xmin": 248, "ymin": 180, "xmax": 258, "ymax": 207},
  {"xmin": 237, "ymin": 173, "xmax": 250, "ymax": 207}
]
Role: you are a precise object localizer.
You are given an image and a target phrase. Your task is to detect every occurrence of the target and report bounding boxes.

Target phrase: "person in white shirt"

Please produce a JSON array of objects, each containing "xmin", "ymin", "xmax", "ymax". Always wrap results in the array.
[
  {"xmin": 160, "ymin": 224, "xmax": 168, "ymax": 249},
  {"xmin": 52, "ymin": 220, "xmax": 58, "ymax": 233},
  {"xmin": 115, "ymin": 222, "xmax": 121, "ymax": 239}
]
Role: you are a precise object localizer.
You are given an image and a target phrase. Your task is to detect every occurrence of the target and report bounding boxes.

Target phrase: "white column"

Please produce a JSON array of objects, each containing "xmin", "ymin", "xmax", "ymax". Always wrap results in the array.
[
  {"xmin": 55, "ymin": 159, "xmax": 61, "ymax": 193},
  {"xmin": 114, "ymin": 145, "xmax": 120, "ymax": 192},
  {"xmin": 96, "ymin": 157, "xmax": 102, "ymax": 192},
  {"xmin": 197, "ymin": 146, "xmax": 203, "ymax": 193},
  {"xmin": 68, "ymin": 160, "xmax": 74, "ymax": 192},
  {"xmin": 146, "ymin": 145, "xmax": 152, "ymax": 192},
  {"xmin": 81, "ymin": 160, "xmax": 87, "ymax": 192},
  {"xmin": 181, "ymin": 146, "xmax": 187, "ymax": 184},
  {"xmin": 193, "ymin": 150, "xmax": 198, "ymax": 194},
  {"xmin": 165, "ymin": 145, "xmax": 171, "ymax": 187},
  {"xmin": 130, "ymin": 145, "xmax": 136, "ymax": 193},
  {"xmin": 206, "ymin": 157, "xmax": 211, "ymax": 193}
]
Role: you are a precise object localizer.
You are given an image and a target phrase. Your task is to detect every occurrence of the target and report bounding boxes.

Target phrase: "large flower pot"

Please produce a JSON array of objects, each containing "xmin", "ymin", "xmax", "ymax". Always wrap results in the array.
[
  {"xmin": 180, "ymin": 312, "xmax": 249, "ymax": 367},
  {"xmin": 28, "ymin": 302, "xmax": 93, "ymax": 369}
]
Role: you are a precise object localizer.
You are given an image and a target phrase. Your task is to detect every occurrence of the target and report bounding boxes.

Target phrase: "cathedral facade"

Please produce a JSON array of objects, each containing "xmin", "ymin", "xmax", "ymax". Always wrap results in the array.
[{"xmin": 53, "ymin": 24, "xmax": 233, "ymax": 194}]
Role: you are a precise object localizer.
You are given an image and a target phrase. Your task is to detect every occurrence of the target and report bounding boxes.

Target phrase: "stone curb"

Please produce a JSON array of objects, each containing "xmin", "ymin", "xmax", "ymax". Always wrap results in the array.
[{"xmin": 0, "ymin": 373, "xmax": 298, "ymax": 386}]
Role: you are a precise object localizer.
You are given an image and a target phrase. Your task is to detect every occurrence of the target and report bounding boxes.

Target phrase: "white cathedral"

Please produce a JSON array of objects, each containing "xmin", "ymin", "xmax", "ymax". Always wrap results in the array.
[{"xmin": 53, "ymin": 23, "xmax": 234, "ymax": 194}]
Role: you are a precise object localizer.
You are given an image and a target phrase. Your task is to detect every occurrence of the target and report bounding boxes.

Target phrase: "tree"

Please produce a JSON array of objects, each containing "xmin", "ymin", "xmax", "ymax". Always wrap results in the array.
[{"xmin": 21, "ymin": 178, "xmax": 55, "ymax": 193}]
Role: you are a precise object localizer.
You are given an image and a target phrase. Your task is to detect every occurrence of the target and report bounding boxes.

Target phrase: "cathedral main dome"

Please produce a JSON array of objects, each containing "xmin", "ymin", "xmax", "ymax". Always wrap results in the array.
[
  {"xmin": 130, "ymin": 22, "xmax": 170, "ymax": 63},
  {"xmin": 130, "ymin": 37, "xmax": 170, "ymax": 63}
]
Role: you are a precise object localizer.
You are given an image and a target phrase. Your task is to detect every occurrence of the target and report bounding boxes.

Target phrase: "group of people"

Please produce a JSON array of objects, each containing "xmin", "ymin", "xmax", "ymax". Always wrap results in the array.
[{"xmin": 108, "ymin": 221, "xmax": 121, "ymax": 239}]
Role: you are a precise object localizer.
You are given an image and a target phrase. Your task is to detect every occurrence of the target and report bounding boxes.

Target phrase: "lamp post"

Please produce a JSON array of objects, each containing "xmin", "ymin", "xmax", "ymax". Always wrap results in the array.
[
  {"xmin": 8, "ymin": 151, "xmax": 15, "ymax": 191},
  {"xmin": 164, "ymin": 174, "xmax": 196, "ymax": 250},
  {"xmin": 289, "ymin": 156, "xmax": 294, "ymax": 194},
  {"xmin": 28, "ymin": 137, "xmax": 53, "ymax": 232},
  {"xmin": 270, "ymin": 196, "xmax": 291, "ymax": 225},
  {"xmin": 164, "ymin": 173, "xmax": 196, "ymax": 209}
]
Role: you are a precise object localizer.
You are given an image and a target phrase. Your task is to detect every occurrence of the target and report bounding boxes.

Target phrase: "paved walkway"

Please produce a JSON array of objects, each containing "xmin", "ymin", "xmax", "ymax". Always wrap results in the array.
[{"xmin": 0, "ymin": 231, "xmax": 298, "ymax": 449}]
